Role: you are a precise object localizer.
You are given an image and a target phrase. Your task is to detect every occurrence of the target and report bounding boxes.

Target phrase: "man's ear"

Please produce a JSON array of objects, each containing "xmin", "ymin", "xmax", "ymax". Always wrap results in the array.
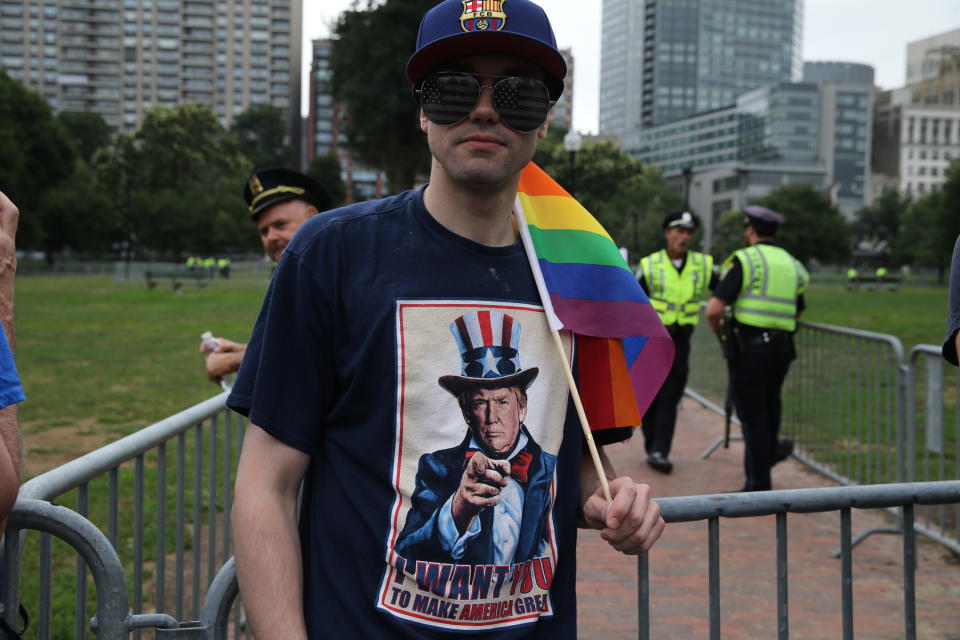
[{"xmin": 537, "ymin": 112, "xmax": 550, "ymax": 140}]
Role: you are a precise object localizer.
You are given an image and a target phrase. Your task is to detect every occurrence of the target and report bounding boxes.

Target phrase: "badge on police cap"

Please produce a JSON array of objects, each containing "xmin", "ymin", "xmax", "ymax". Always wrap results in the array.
[
  {"xmin": 460, "ymin": 0, "xmax": 507, "ymax": 32},
  {"xmin": 248, "ymin": 174, "xmax": 264, "ymax": 197}
]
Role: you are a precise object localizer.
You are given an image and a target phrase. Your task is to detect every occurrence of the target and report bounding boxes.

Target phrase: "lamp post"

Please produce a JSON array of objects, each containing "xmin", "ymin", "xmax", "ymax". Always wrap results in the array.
[
  {"xmin": 682, "ymin": 165, "xmax": 693, "ymax": 210},
  {"xmin": 563, "ymin": 129, "xmax": 582, "ymax": 197}
]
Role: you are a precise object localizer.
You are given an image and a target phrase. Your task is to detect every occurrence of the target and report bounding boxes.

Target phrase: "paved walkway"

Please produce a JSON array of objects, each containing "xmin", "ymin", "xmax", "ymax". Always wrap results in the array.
[{"xmin": 575, "ymin": 397, "xmax": 960, "ymax": 639}]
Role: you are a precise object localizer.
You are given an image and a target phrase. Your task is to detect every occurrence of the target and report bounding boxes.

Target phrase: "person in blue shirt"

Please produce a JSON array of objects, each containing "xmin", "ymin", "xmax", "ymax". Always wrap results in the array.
[
  {"xmin": 0, "ymin": 190, "xmax": 27, "ymax": 536},
  {"xmin": 944, "ymin": 235, "xmax": 960, "ymax": 366}
]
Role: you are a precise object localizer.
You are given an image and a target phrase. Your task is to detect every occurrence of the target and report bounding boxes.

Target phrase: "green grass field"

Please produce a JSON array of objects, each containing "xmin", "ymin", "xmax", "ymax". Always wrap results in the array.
[
  {"xmin": 14, "ymin": 273, "xmax": 952, "ymax": 472},
  {"xmin": 17, "ymin": 269, "xmax": 269, "ymax": 474}
]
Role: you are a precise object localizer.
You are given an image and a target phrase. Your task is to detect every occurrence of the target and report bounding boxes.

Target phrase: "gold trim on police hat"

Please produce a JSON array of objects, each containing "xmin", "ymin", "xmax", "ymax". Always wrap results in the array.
[{"xmin": 248, "ymin": 185, "xmax": 306, "ymax": 211}]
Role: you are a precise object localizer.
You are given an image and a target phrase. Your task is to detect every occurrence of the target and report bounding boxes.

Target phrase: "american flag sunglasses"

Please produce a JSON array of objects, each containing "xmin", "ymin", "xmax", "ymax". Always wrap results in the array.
[{"xmin": 416, "ymin": 72, "xmax": 554, "ymax": 133}]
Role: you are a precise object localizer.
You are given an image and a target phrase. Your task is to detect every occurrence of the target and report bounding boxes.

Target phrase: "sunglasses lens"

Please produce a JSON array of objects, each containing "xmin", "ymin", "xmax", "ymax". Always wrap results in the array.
[
  {"xmin": 492, "ymin": 77, "xmax": 551, "ymax": 132},
  {"xmin": 419, "ymin": 73, "xmax": 479, "ymax": 126}
]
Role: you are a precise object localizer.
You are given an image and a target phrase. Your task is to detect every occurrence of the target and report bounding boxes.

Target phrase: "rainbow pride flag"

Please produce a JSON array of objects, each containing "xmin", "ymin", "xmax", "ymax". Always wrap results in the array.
[{"xmin": 515, "ymin": 162, "xmax": 674, "ymax": 430}]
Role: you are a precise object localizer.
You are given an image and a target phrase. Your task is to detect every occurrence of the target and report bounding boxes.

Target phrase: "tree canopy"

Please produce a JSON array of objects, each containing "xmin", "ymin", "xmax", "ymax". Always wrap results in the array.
[
  {"xmin": 230, "ymin": 103, "xmax": 292, "ymax": 169},
  {"xmin": 711, "ymin": 184, "xmax": 852, "ymax": 265},
  {"xmin": 93, "ymin": 104, "xmax": 255, "ymax": 257},
  {"xmin": 57, "ymin": 110, "xmax": 112, "ymax": 164},
  {"xmin": 307, "ymin": 153, "xmax": 347, "ymax": 209},
  {"xmin": 331, "ymin": 0, "xmax": 434, "ymax": 192},
  {"xmin": 533, "ymin": 127, "xmax": 682, "ymax": 265}
]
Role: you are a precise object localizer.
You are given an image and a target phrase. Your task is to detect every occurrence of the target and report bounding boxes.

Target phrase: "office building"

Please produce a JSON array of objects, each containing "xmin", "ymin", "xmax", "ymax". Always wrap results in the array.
[
  {"xmin": 550, "ymin": 47, "xmax": 573, "ymax": 131},
  {"xmin": 0, "ymin": 0, "xmax": 302, "ymax": 163},
  {"xmin": 873, "ymin": 90, "xmax": 959, "ymax": 198},
  {"xmin": 905, "ymin": 27, "xmax": 960, "ymax": 85},
  {"xmin": 599, "ymin": 0, "xmax": 802, "ymax": 139},
  {"xmin": 628, "ymin": 62, "xmax": 873, "ymax": 247},
  {"xmin": 307, "ymin": 38, "xmax": 383, "ymax": 203}
]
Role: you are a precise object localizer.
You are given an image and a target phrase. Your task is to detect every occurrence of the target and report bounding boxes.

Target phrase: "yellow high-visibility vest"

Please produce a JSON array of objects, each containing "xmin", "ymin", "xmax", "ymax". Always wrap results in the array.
[
  {"xmin": 639, "ymin": 249, "xmax": 714, "ymax": 326},
  {"xmin": 722, "ymin": 244, "xmax": 809, "ymax": 331}
]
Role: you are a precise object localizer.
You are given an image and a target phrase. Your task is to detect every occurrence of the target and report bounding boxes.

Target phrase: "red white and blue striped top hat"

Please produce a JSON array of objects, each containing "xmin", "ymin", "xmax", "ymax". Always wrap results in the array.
[{"xmin": 438, "ymin": 310, "xmax": 539, "ymax": 395}]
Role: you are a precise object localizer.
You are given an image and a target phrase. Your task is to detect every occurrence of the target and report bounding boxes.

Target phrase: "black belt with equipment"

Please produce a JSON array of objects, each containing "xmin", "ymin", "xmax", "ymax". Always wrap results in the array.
[{"xmin": 736, "ymin": 328, "xmax": 792, "ymax": 348}]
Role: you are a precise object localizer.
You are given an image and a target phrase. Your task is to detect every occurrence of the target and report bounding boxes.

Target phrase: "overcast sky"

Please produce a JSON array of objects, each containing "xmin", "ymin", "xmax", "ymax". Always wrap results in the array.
[{"xmin": 302, "ymin": 0, "xmax": 960, "ymax": 134}]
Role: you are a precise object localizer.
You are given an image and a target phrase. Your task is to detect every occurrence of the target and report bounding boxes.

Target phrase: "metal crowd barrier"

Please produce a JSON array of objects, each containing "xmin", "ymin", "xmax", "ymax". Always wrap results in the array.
[
  {"xmin": 906, "ymin": 345, "xmax": 960, "ymax": 551},
  {"xmin": 1, "ymin": 392, "xmax": 246, "ymax": 638},
  {"xmin": 687, "ymin": 318, "xmax": 960, "ymax": 554},
  {"xmin": 639, "ymin": 481, "xmax": 960, "ymax": 640}
]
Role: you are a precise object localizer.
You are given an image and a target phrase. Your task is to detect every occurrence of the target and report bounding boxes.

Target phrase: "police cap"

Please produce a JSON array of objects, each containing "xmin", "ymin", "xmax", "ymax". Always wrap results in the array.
[
  {"xmin": 744, "ymin": 205, "xmax": 785, "ymax": 227},
  {"xmin": 243, "ymin": 167, "xmax": 331, "ymax": 221},
  {"xmin": 662, "ymin": 210, "xmax": 699, "ymax": 230}
]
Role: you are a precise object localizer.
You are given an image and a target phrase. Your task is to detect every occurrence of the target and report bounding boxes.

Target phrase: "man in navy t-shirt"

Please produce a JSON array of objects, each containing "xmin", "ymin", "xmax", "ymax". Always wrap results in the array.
[{"xmin": 228, "ymin": 1, "xmax": 665, "ymax": 637}]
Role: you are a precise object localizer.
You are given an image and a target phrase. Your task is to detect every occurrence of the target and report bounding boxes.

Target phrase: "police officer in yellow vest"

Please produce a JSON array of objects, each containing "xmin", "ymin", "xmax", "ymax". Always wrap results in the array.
[
  {"xmin": 706, "ymin": 205, "xmax": 809, "ymax": 491},
  {"xmin": 637, "ymin": 211, "xmax": 716, "ymax": 473}
]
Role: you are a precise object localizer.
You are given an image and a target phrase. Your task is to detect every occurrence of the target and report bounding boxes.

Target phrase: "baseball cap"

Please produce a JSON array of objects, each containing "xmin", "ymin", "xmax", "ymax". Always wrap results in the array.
[{"xmin": 406, "ymin": 0, "xmax": 567, "ymax": 100}]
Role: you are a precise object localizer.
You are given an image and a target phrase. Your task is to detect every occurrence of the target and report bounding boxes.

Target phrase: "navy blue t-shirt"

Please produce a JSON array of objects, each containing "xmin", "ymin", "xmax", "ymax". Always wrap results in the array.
[{"xmin": 228, "ymin": 189, "xmax": 628, "ymax": 638}]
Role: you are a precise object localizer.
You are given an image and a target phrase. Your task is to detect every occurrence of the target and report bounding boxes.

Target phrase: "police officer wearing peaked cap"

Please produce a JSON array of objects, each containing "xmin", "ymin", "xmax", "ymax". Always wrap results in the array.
[
  {"xmin": 637, "ymin": 211, "xmax": 717, "ymax": 473},
  {"xmin": 201, "ymin": 167, "xmax": 332, "ymax": 388},
  {"xmin": 706, "ymin": 205, "xmax": 809, "ymax": 491},
  {"xmin": 242, "ymin": 166, "xmax": 331, "ymax": 221}
]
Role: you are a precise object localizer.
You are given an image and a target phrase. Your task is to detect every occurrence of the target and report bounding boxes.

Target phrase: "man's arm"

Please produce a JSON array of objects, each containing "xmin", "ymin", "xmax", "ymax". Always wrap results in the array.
[
  {"xmin": 232, "ymin": 424, "xmax": 310, "ymax": 640},
  {"xmin": 944, "ymin": 235, "xmax": 960, "ymax": 366},
  {"xmin": 0, "ymin": 190, "xmax": 21, "ymax": 535},
  {"xmin": 579, "ymin": 447, "xmax": 664, "ymax": 555},
  {"xmin": 201, "ymin": 337, "xmax": 247, "ymax": 384},
  {"xmin": 705, "ymin": 297, "xmax": 726, "ymax": 334}
]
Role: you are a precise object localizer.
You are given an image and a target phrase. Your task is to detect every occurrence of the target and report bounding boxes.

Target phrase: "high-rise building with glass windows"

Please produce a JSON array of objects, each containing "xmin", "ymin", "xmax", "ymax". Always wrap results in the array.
[
  {"xmin": 307, "ymin": 38, "xmax": 384, "ymax": 204},
  {"xmin": 0, "ymin": 0, "xmax": 301, "ymax": 163},
  {"xmin": 600, "ymin": 0, "xmax": 802, "ymax": 139}
]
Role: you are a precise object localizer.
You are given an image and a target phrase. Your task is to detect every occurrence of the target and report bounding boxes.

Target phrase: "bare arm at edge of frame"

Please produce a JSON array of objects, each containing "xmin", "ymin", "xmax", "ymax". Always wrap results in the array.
[
  {"xmin": 232, "ymin": 423, "xmax": 311, "ymax": 640},
  {"xmin": 0, "ymin": 190, "xmax": 21, "ymax": 534}
]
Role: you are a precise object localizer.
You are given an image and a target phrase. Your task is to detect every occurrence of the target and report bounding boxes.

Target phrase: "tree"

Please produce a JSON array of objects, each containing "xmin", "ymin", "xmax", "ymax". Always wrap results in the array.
[
  {"xmin": 94, "ymin": 104, "xmax": 255, "ymax": 257},
  {"xmin": 894, "ymin": 161, "xmax": 960, "ymax": 280},
  {"xmin": 306, "ymin": 153, "xmax": 347, "ymax": 208},
  {"xmin": 754, "ymin": 185, "xmax": 850, "ymax": 265},
  {"xmin": 0, "ymin": 70, "xmax": 76, "ymax": 252},
  {"xmin": 57, "ymin": 111, "xmax": 112, "ymax": 163},
  {"xmin": 853, "ymin": 186, "xmax": 909, "ymax": 258},
  {"xmin": 35, "ymin": 160, "xmax": 114, "ymax": 261},
  {"xmin": 331, "ymin": 0, "xmax": 434, "ymax": 192},
  {"xmin": 533, "ymin": 127, "xmax": 682, "ymax": 265},
  {"xmin": 230, "ymin": 103, "xmax": 292, "ymax": 168}
]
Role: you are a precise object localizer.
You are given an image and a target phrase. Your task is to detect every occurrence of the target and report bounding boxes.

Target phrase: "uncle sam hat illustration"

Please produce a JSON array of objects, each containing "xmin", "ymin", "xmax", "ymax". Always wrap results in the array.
[{"xmin": 438, "ymin": 310, "xmax": 539, "ymax": 396}]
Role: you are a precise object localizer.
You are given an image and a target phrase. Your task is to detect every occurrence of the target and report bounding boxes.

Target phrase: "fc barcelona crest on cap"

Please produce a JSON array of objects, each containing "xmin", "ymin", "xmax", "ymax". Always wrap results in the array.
[
  {"xmin": 438, "ymin": 310, "xmax": 539, "ymax": 396},
  {"xmin": 460, "ymin": 0, "xmax": 507, "ymax": 32}
]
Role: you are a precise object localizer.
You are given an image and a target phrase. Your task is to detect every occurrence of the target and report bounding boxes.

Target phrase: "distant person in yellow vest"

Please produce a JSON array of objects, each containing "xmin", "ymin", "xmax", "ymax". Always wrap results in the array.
[
  {"xmin": 217, "ymin": 257, "xmax": 231, "ymax": 279},
  {"xmin": 876, "ymin": 266, "xmax": 888, "ymax": 283},
  {"xmin": 201, "ymin": 167, "xmax": 330, "ymax": 387},
  {"xmin": 186, "ymin": 255, "xmax": 197, "ymax": 276},
  {"xmin": 846, "ymin": 266, "xmax": 858, "ymax": 291},
  {"xmin": 203, "ymin": 256, "xmax": 216, "ymax": 279},
  {"xmin": 706, "ymin": 205, "xmax": 809, "ymax": 491},
  {"xmin": 636, "ymin": 211, "xmax": 717, "ymax": 473}
]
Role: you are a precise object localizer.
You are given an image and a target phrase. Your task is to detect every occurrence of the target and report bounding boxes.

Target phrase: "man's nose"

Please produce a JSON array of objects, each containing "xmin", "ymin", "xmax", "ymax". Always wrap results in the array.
[{"xmin": 469, "ymin": 85, "xmax": 500, "ymax": 125}]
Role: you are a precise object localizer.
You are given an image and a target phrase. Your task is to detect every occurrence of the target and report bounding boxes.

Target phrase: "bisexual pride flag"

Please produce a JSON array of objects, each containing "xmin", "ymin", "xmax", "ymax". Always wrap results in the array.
[{"xmin": 515, "ymin": 162, "xmax": 674, "ymax": 431}]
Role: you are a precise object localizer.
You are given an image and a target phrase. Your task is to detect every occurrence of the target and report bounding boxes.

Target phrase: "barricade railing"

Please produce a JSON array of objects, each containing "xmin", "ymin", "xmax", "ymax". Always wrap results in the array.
[
  {"xmin": 3, "ymin": 392, "xmax": 244, "ymax": 639},
  {"xmin": 906, "ymin": 345, "xmax": 960, "ymax": 550},
  {"xmin": 690, "ymin": 318, "xmax": 909, "ymax": 487},
  {"xmin": 687, "ymin": 318, "xmax": 960, "ymax": 553},
  {"xmin": 639, "ymin": 481, "xmax": 960, "ymax": 640},
  {"xmin": 6, "ymin": 478, "xmax": 960, "ymax": 639}
]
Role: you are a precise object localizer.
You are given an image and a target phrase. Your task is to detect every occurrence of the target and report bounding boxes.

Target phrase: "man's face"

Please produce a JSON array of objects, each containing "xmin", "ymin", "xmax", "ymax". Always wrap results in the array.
[
  {"xmin": 463, "ymin": 386, "xmax": 527, "ymax": 457},
  {"xmin": 664, "ymin": 227, "xmax": 693, "ymax": 256},
  {"xmin": 419, "ymin": 54, "xmax": 550, "ymax": 190},
  {"xmin": 256, "ymin": 199, "xmax": 316, "ymax": 262}
]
